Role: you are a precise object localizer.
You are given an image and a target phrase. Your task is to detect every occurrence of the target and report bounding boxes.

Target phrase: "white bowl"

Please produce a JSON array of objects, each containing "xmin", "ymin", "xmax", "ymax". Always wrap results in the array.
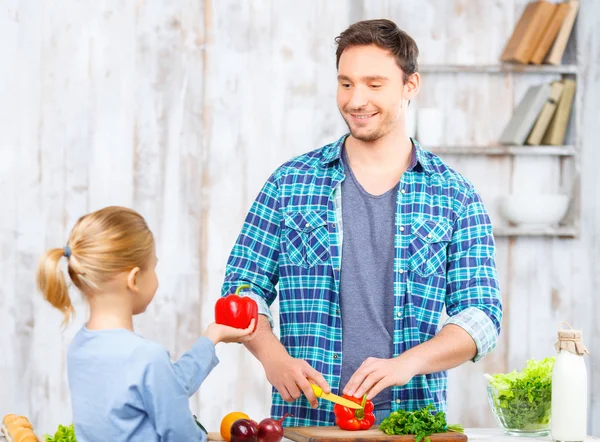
[{"xmin": 499, "ymin": 194, "xmax": 570, "ymax": 227}]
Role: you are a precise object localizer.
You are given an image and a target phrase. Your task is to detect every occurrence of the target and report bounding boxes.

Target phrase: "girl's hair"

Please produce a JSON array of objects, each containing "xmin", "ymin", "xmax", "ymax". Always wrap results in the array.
[{"xmin": 36, "ymin": 206, "xmax": 155, "ymax": 324}]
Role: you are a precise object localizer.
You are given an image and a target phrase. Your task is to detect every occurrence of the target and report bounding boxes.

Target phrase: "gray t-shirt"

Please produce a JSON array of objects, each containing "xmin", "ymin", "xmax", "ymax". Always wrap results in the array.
[{"xmin": 339, "ymin": 146, "xmax": 398, "ymax": 410}]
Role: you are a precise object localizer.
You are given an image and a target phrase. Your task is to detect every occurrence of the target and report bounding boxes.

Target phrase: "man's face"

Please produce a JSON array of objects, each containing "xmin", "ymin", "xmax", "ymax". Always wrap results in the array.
[{"xmin": 337, "ymin": 44, "xmax": 406, "ymax": 142}]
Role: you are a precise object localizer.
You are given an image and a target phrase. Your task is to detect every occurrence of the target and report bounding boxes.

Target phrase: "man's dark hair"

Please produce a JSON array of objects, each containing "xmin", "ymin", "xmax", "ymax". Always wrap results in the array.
[{"xmin": 335, "ymin": 19, "xmax": 419, "ymax": 83}]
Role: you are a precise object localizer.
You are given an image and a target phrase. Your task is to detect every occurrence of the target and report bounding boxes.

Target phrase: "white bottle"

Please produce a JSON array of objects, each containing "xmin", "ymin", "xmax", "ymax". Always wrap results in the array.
[{"xmin": 551, "ymin": 323, "xmax": 590, "ymax": 442}]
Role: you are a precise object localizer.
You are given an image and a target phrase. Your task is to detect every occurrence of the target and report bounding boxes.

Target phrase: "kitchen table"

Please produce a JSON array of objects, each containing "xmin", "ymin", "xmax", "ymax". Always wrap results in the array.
[{"xmin": 2, "ymin": 427, "xmax": 597, "ymax": 441}]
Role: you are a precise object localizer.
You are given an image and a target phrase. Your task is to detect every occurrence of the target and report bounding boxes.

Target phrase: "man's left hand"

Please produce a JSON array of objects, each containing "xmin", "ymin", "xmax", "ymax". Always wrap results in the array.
[{"xmin": 343, "ymin": 356, "xmax": 420, "ymax": 400}]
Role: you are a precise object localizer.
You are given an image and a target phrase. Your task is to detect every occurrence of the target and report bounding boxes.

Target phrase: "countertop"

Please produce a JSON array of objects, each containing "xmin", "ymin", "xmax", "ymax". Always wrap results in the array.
[
  {"xmin": 456, "ymin": 429, "xmax": 598, "ymax": 442},
  {"xmin": 1, "ymin": 427, "xmax": 597, "ymax": 441}
]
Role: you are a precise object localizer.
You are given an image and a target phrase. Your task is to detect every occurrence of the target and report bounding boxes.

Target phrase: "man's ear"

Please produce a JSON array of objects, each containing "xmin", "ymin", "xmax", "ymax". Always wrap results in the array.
[
  {"xmin": 127, "ymin": 267, "xmax": 141, "ymax": 293},
  {"xmin": 404, "ymin": 72, "xmax": 420, "ymax": 101}
]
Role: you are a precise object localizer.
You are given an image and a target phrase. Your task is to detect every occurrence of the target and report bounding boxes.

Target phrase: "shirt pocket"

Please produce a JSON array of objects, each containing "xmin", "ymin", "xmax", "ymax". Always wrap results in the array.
[
  {"xmin": 283, "ymin": 210, "xmax": 330, "ymax": 269},
  {"xmin": 408, "ymin": 217, "xmax": 453, "ymax": 277}
]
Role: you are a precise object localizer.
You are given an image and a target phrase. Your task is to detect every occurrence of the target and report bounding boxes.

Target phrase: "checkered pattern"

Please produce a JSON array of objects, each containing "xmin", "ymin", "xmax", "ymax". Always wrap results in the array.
[{"xmin": 222, "ymin": 134, "xmax": 502, "ymax": 427}]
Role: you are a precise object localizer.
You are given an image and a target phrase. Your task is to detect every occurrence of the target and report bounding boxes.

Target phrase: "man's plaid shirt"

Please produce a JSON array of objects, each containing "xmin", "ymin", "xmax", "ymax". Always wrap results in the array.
[{"xmin": 222, "ymin": 134, "xmax": 502, "ymax": 427}]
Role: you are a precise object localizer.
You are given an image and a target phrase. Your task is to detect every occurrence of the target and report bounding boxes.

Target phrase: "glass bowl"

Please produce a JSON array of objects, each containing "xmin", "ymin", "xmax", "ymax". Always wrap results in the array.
[{"xmin": 487, "ymin": 385, "xmax": 551, "ymax": 437}]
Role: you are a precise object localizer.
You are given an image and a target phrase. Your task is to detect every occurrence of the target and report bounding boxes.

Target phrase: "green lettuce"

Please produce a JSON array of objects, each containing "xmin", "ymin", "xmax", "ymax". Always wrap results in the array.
[
  {"xmin": 486, "ymin": 357, "xmax": 555, "ymax": 430},
  {"xmin": 43, "ymin": 423, "xmax": 77, "ymax": 442}
]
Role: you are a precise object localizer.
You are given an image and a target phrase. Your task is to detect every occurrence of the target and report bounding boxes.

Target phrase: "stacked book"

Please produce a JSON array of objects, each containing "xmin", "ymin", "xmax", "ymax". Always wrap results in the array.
[
  {"xmin": 499, "ymin": 78, "xmax": 576, "ymax": 145},
  {"xmin": 500, "ymin": 0, "xmax": 579, "ymax": 65}
]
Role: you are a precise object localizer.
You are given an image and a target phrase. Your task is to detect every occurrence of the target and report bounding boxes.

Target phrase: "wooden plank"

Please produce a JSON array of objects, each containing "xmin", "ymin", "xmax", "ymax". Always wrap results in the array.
[
  {"xmin": 87, "ymin": 1, "xmax": 136, "ymax": 211},
  {"xmin": 128, "ymin": 0, "xmax": 209, "ymax": 425},
  {"xmin": 134, "ymin": 0, "xmax": 196, "ymax": 354},
  {"xmin": 283, "ymin": 427, "xmax": 468, "ymax": 442},
  {"xmin": 199, "ymin": 0, "xmax": 274, "ymax": 426},
  {"xmin": 129, "ymin": 0, "xmax": 182, "ymax": 372},
  {"xmin": 573, "ymin": 0, "xmax": 600, "ymax": 436},
  {"xmin": 26, "ymin": 0, "xmax": 97, "ymax": 432},
  {"xmin": 0, "ymin": 0, "xmax": 26, "ymax": 423}
]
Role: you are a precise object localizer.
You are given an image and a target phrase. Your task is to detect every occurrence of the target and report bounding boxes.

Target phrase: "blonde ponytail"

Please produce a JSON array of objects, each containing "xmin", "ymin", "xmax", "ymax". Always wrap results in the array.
[
  {"xmin": 36, "ymin": 247, "xmax": 74, "ymax": 324},
  {"xmin": 36, "ymin": 206, "xmax": 155, "ymax": 326}
]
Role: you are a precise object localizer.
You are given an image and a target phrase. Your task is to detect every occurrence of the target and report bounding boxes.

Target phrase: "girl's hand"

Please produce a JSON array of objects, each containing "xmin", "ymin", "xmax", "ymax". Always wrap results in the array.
[{"xmin": 204, "ymin": 319, "xmax": 257, "ymax": 345}]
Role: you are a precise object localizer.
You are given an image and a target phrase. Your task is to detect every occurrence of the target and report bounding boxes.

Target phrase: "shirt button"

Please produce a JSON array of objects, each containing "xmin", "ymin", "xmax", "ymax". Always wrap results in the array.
[
  {"xmin": 331, "ymin": 223, "xmax": 336, "ymax": 229},
  {"xmin": 396, "ymin": 399, "xmax": 401, "ymax": 404},
  {"xmin": 397, "ymin": 312, "xmax": 402, "ymax": 318},
  {"xmin": 335, "ymin": 309, "xmax": 340, "ymax": 315},
  {"xmin": 399, "ymin": 269, "xmax": 404, "ymax": 274},
  {"xmin": 333, "ymin": 354, "xmax": 339, "ymax": 359},
  {"xmin": 427, "ymin": 233, "xmax": 433, "ymax": 238},
  {"xmin": 401, "ymin": 189, "xmax": 406, "ymax": 194},
  {"xmin": 306, "ymin": 223, "xmax": 311, "ymax": 228},
  {"xmin": 399, "ymin": 226, "xmax": 405, "ymax": 232}
]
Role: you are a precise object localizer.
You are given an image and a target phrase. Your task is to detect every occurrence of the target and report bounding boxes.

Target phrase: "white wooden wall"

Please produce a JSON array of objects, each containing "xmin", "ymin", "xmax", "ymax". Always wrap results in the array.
[{"xmin": 1, "ymin": 0, "xmax": 598, "ymax": 436}]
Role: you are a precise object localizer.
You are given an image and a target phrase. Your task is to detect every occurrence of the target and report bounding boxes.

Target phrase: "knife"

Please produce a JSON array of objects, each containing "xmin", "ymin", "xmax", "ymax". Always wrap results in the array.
[{"xmin": 310, "ymin": 384, "xmax": 363, "ymax": 409}]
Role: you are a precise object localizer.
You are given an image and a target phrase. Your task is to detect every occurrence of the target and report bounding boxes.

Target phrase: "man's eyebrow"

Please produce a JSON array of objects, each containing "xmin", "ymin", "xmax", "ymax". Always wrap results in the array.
[
  {"xmin": 363, "ymin": 75, "xmax": 389, "ymax": 82},
  {"xmin": 337, "ymin": 75, "xmax": 389, "ymax": 82}
]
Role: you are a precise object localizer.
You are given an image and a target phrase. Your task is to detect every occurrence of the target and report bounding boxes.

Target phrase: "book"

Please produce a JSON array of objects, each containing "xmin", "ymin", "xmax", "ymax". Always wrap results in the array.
[
  {"xmin": 499, "ymin": 83, "xmax": 552, "ymax": 145},
  {"xmin": 526, "ymin": 81, "xmax": 565, "ymax": 145},
  {"xmin": 530, "ymin": 2, "xmax": 571, "ymax": 64},
  {"xmin": 544, "ymin": 0, "xmax": 580, "ymax": 65},
  {"xmin": 500, "ymin": 0, "xmax": 557, "ymax": 64},
  {"xmin": 542, "ymin": 79, "xmax": 577, "ymax": 145}
]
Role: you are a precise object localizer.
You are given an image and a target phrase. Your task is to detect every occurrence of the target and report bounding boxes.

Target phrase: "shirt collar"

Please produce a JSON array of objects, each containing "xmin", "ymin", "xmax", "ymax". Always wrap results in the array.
[{"xmin": 320, "ymin": 133, "xmax": 434, "ymax": 175}]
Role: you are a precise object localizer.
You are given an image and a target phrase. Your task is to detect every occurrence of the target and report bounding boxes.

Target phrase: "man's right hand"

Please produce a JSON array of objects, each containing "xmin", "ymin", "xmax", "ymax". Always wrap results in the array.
[
  {"xmin": 263, "ymin": 354, "xmax": 331, "ymax": 408},
  {"xmin": 243, "ymin": 314, "xmax": 331, "ymax": 408}
]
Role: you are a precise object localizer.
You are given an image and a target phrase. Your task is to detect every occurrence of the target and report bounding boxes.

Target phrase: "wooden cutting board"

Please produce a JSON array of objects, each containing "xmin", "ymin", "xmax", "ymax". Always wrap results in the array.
[{"xmin": 283, "ymin": 426, "xmax": 468, "ymax": 442}]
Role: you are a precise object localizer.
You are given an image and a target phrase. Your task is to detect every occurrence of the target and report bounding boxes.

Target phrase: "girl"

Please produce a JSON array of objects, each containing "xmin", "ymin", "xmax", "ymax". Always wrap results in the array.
[{"xmin": 36, "ymin": 206, "xmax": 255, "ymax": 442}]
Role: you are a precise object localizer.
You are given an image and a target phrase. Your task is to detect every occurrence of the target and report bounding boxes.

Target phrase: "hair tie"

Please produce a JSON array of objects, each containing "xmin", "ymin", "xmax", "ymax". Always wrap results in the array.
[{"xmin": 63, "ymin": 246, "xmax": 72, "ymax": 258}]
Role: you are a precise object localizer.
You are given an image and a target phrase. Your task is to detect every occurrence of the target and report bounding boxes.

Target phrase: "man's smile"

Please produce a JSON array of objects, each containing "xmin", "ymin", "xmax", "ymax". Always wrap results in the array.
[{"xmin": 348, "ymin": 112, "xmax": 379, "ymax": 122}]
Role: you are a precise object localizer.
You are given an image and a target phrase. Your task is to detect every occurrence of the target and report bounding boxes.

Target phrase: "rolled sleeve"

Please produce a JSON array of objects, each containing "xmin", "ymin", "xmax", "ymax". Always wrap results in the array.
[
  {"xmin": 221, "ymin": 173, "xmax": 281, "ymax": 330},
  {"xmin": 444, "ymin": 307, "xmax": 498, "ymax": 362},
  {"xmin": 241, "ymin": 289, "xmax": 274, "ymax": 329},
  {"xmin": 445, "ymin": 189, "xmax": 503, "ymax": 362}
]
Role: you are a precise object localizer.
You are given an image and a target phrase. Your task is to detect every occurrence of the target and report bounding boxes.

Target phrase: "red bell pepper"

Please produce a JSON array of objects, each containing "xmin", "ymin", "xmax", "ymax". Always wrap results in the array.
[
  {"xmin": 215, "ymin": 284, "xmax": 258, "ymax": 332},
  {"xmin": 333, "ymin": 394, "xmax": 375, "ymax": 431}
]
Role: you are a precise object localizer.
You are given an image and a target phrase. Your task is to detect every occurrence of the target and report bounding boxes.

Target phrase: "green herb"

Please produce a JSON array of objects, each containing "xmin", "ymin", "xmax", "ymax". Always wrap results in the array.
[
  {"xmin": 379, "ymin": 404, "xmax": 464, "ymax": 442},
  {"xmin": 194, "ymin": 415, "xmax": 207, "ymax": 434},
  {"xmin": 43, "ymin": 423, "xmax": 77, "ymax": 442},
  {"xmin": 486, "ymin": 356, "xmax": 554, "ymax": 430}
]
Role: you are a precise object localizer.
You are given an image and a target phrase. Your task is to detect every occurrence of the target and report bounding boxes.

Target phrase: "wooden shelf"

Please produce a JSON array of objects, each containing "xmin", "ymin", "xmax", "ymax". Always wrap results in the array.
[
  {"xmin": 429, "ymin": 145, "xmax": 576, "ymax": 156},
  {"xmin": 419, "ymin": 64, "xmax": 579, "ymax": 74},
  {"xmin": 494, "ymin": 226, "xmax": 578, "ymax": 238}
]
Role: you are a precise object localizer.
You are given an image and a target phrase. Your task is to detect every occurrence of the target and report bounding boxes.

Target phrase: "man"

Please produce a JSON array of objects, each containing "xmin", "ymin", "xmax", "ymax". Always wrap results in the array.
[{"xmin": 221, "ymin": 19, "xmax": 502, "ymax": 427}]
